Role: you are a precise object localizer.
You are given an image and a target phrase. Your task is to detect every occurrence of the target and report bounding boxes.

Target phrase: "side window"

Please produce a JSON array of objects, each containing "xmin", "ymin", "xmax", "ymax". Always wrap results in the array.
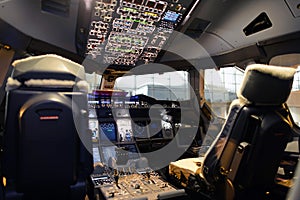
[
  {"xmin": 199, "ymin": 67, "xmax": 244, "ymax": 153},
  {"xmin": 204, "ymin": 65, "xmax": 300, "ymax": 125},
  {"xmin": 204, "ymin": 67, "xmax": 244, "ymax": 118},
  {"xmin": 288, "ymin": 66, "xmax": 300, "ymax": 126}
]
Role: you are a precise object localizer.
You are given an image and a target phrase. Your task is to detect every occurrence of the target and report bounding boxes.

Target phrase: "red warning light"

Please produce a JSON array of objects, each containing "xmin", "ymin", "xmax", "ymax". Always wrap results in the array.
[{"xmin": 40, "ymin": 116, "xmax": 59, "ymax": 120}]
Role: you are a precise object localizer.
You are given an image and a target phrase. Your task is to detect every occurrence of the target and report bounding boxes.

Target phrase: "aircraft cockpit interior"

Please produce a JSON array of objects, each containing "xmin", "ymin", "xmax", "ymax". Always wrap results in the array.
[{"xmin": 0, "ymin": 0, "xmax": 300, "ymax": 200}]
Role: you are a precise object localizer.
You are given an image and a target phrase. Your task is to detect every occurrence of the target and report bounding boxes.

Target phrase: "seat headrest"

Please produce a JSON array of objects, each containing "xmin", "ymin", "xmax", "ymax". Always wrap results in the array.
[
  {"xmin": 237, "ymin": 64, "xmax": 296, "ymax": 105},
  {"xmin": 12, "ymin": 54, "xmax": 86, "ymax": 81}
]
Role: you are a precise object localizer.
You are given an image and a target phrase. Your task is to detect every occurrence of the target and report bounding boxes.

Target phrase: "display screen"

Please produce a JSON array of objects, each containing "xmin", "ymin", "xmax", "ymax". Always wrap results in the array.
[
  {"xmin": 89, "ymin": 119, "xmax": 99, "ymax": 140},
  {"xmin": 163, "ymin": 11, "xmax": 180, "ymax": 23},
  {"xmin": 101, "ymin": 144, "xmax": 140, "ymax": 166},
  {"xmin": 88, "ymin": 93, "xmax": 98, "ymax": 118},
  {"xmin": 100, "ymin": 98, "xmax": 111, "ymax": 108},
  {"xmin": 148, "ymin": 120, "xmax": 163, "ymax": 138},
  {"xmin": 93, "ymin": 146, "xmax": 102, "ymax": 164},
  {"xmin": 99, "ymin": 122, "xmax": 117, "ymax": 142},
  {"xmin": 88, "ymin": 108, "xmax": 97, "ymax": 118},
  {"xmin": 116, "ymin": 119, "xmax": 133, "ymax": 142},
  {"xmin": 133, "ymin": 121, "xmax": 149, "ymax": 139},
  {"xmin": 101, "ymin": 145, "xmax": 117, "ymax": 166},
  {"xmin": 119, "ymin": 143, "xmax": 140, "ymax": 160}
]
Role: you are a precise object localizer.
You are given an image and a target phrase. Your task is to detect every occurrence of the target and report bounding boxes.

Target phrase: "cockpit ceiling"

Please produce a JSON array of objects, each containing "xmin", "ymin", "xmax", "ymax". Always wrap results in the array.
[
  {"xmin": 0, "ymin": 0, "xmax": 300, "ymax": 69},
  {"xmin": 188, "ymin": 0, "xmax": 300, "ymax": 56}
]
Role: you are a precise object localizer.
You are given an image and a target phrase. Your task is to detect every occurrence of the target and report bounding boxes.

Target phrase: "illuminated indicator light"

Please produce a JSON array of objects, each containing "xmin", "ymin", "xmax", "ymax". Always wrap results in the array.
[
  {"xmin": 123, "ymin": 7, "xmax": 137, "ymax": 12},
  {"xmin": 111, "ymin": 35, "xmax": 144, "ymax": 44},
  {"xmin": 145, "ymin": 12, "xmax": 158, "ymax": 17},
  {"xmin": 175, "ymin": 4, "xmax": 182, "ymax": 11},
  {"xmin": 40, "ymin": 116, "xmax": 59, "ymax": 120},
  {"xmin": 3, "ymin": 177, "xmax": 6, "ymax": 186},
  {"xmin": 4, "ymin": 45, "xmax": 11, "ymax": 50}
]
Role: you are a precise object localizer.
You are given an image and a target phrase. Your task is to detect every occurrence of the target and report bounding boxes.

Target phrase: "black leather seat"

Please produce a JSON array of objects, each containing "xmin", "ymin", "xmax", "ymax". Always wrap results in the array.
[
  {"xmin": 169, "ymin": 64, "xmax": 297, "ymax": 200},
  {"xmin": 1, "ymin": 54, "xmax": 93, "ymax": 200}
]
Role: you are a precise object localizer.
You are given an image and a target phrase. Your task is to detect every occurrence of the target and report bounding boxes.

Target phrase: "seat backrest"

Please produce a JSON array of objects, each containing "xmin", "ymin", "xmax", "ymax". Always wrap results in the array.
[
  {"xmin": 201, "ymin": 64, "xmax": 296, "ymax": 198},
  {"xmin": 2, "ymin": 55, "xmax": 93, "ymax": 199}
]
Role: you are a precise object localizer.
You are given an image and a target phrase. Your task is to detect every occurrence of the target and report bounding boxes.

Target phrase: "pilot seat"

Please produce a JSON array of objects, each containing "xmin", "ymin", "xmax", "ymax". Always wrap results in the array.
[
  {"xmin": 169, "ymin": 64, "xmax": 297, "ymax": 200},
  {"xmin": 1, "ymin": 54, "xmax": 93, "ymax": 200}
]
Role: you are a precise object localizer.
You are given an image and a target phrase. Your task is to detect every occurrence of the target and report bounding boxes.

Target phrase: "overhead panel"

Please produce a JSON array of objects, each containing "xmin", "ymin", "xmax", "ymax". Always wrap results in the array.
[{"xmin": 83, "ymin": 0, "xmax": 197, "ymax": 67}]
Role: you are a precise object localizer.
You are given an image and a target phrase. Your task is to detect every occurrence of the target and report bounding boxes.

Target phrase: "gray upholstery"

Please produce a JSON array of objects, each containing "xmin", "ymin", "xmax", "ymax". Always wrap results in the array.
[
  {"xmin": 237, "ymin": 64, "xmax": 295, "ymax": 105},
  {"xmin": 169, "ymin": 64, "xmax": 296, "ymax": 199},
  {"xmin": 2, "ymin": 55, "xmax": 93, "ymax": 200}
]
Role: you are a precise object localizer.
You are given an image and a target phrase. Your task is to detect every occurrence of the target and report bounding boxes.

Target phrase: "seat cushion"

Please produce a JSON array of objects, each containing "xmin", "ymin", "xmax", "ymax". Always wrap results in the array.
[{"xmin": 169, "ymin": 157, "xmax": 204, "ymax": 185}]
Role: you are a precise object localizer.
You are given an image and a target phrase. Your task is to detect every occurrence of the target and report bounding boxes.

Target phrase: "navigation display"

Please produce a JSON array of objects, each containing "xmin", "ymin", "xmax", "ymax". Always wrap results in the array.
[
  {"xmin": 133, "ymin": 121, "xmax": 149, "ymax": 139},
  {"xmin": 99, "ymin": 122, "xmax": 117, "ymax": 142},
  {"xmin": 116, "ymin": 118, "xmax": 133, "ymax": 142}
]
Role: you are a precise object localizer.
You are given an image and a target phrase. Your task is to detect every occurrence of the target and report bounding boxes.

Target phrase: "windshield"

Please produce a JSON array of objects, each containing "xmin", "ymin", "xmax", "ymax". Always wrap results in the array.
[{"xmin": 114, "ymin": 71, "xmax": 190, "ymax": 101}]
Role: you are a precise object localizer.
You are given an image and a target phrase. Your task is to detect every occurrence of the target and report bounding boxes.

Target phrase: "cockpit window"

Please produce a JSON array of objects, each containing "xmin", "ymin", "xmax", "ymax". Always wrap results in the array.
[
  {"xmin": 287, "ymin": 65, "xmax": 300, "ymax": 126},
  {"xmin": 204, "ymin": 65, "xmax": 300, "ymax": 126},
  {"xmin": 204, "ymin": 67, "xmax": 244, "ymax": 118},
  {"xmin": 292, "ymin": 66, "xmax": 300, "ymax": 91},
  {"xmin": 86, "ymin": 72, "xmax": 102, "ymax": 93},
  {"xmin": 114, "ymin": 71, "xmax": 190, "ymax": 101}
]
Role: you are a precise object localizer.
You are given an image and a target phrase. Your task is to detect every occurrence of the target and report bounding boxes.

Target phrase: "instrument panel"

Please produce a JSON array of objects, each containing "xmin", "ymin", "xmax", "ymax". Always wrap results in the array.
[{"xmin": 84, "ymin": 0, "xmax": 196, "ymax": 66}]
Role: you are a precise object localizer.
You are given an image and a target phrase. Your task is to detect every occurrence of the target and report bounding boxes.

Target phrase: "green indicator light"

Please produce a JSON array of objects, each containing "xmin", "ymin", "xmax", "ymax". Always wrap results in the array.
[
  {"xmin": 123, "ymin": 7, "xmax": 137, "ymax": 13},
  {"xmin": 114, "ymin": 48, "xmax": 134, "ymax": 53}
]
